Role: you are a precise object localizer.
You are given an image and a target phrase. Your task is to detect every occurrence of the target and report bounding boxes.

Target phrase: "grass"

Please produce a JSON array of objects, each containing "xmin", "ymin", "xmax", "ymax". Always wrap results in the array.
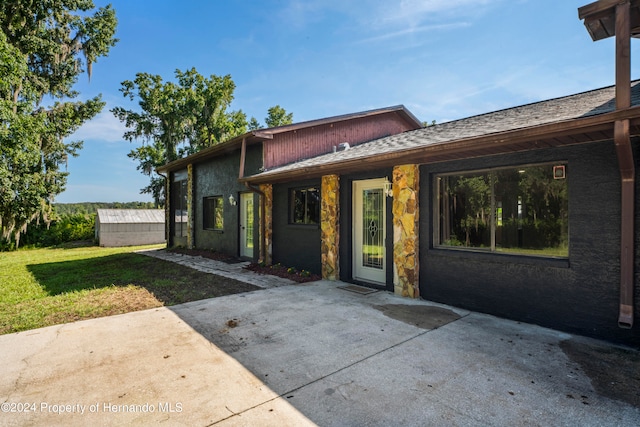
[
  {"xmin": 495, "ymin": 246, "xmax": 568, "ymax": 257},
  {"xmin": 0, "ymin": 243, "xmax": 260, "ymax": 335}
]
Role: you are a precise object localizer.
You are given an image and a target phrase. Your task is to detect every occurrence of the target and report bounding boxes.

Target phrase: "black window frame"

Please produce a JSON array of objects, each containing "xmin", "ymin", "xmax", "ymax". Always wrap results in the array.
[
  {"xmin": 289, "ymin": 186, "xmax": 320, "ymax": 225},
  {"xmin": 434, "ymin": 162, "xmax": 569, "ymax": 259},
  {"xmin": 203, "ymin": 196, "xmax": 225, "ymax": 231}
]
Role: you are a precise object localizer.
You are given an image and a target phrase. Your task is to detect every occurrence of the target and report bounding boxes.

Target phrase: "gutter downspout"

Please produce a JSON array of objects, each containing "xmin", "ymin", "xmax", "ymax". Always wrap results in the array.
[
  {"xmin": 615, "ymin": 120, "xmax": 635, "ymax": 328},
  {"xmin": 239, "ymin": 137, "xmax": 267, "ymax": 263},
  {"xmin": 615, "ymin": 1, "xmax": 635, "ymax": 328}
]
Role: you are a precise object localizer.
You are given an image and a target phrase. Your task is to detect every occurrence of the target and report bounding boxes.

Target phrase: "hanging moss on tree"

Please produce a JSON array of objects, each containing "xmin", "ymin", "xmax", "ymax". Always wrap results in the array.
[{"xmin": 0, "ymin": 1, "xmax": 118, "ymax": 248}]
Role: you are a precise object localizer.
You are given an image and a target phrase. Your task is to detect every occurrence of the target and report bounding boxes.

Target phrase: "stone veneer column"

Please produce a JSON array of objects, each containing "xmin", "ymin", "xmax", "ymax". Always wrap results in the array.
[
  {"xmin": 392, "ymin": 165, "xmax": 419, "ymax": 298},
  {"xmin": 187, "ymin": 164, "xmax": 194, "ymax": 249},
  {"xmin": 260, "ymin": 184, "xmax": 273, "ymax": 265},
  {"xmin": 321, "ymin": 175, "xmax": 340, "ymax": 280},
  {"xmin": 165, "ymin": 174, "xmax": 171, "ymax": 246}
]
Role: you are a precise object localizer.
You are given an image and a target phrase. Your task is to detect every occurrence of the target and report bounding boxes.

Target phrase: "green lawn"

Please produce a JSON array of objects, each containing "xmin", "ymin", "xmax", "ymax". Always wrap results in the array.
[{"xmin": 0, "ymin": 244, "xmax": 259, "ymax": 335}]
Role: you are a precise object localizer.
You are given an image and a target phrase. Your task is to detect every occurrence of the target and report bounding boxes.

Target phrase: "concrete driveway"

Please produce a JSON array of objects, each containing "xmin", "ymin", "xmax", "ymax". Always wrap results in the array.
[{"xmin": 1, "ymin": 280, "xmax": 639, "ymax": 426}]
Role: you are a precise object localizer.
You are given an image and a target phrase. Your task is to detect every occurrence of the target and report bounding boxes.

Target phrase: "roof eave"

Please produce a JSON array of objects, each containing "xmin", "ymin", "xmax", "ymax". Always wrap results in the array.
[
  {"xmin": 156, "ymin": 105, "xmax": 422, "ymax": 174},
  {"xmin": 156, "ymin": 131, "xmax": 270, "ymax": 174},
  {"xmin": 241, "ymin": 106, "xmax": 640, "ymax": 185},
  {"xmin": 258, "ymin": 105, "xmax": 423, "ymax": 136}
]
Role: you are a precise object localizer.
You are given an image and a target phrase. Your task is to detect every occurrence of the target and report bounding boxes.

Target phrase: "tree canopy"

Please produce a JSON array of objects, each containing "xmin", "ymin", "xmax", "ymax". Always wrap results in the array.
[
  {"xmin": 112, "ymin": 68, "xmax": 293, "ymax": 207},
  {"xmin": 0, "ymin": 0, "xmax": 118, "ymax": 248},
  {"xmin": 248, "ymin": 105, "xmax": 294, "ymax": 130}
]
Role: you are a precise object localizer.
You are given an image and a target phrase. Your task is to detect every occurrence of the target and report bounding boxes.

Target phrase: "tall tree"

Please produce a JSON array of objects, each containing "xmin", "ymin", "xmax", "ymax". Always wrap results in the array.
[
  {"xmin": 0, "ymin": 1, "xmax": 117, "ymax": 248},
  {"xmin": 265, "ymin": 105, "xmax": 293, "ymax": 128},
  {"xmin": 248, "ymin": 117, "xmax": 262, "ymax": 131},
  {"xmin": 112, "ymin": 68, "xmax": 248, "ymax": 207},
  {"xmin": 247, "ymin": 105, "xmax": 294, "ymax": 130}
]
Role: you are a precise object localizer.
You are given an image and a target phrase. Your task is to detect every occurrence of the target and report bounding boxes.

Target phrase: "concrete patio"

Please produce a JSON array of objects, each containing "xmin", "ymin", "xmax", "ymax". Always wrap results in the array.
[{"xmin": 1, "ymin": 274, "xmax": 638, "ymax": 426}]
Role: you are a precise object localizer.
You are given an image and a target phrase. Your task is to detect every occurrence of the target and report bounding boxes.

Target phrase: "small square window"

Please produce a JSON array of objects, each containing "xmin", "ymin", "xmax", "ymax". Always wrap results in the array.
[
  {"xmin": 289, "ymin": 187, "xmax": 320, "ymax": 225},
  {"xmin": 204, "ymin": 196, "xmax": 224, "ymax": 230}
]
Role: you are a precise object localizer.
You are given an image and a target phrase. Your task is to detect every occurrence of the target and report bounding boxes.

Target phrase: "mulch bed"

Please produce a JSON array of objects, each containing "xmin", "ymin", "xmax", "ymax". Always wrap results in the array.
[{"xmin": 244, "ymin": 262, "xmax": 321, "ymax": 283}]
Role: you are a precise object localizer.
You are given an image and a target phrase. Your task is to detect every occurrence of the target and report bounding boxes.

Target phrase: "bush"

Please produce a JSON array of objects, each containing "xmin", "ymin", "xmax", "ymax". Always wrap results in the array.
[{"xmin": 21, "ymin": 213, "xmax": 95, "ymax": 247}]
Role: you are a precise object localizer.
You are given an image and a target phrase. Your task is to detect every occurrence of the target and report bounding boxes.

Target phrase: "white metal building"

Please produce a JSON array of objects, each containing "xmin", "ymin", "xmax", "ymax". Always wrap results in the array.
[{"xmin": 95, "ymin": 209, "xmax": 165, "ymax": 247}]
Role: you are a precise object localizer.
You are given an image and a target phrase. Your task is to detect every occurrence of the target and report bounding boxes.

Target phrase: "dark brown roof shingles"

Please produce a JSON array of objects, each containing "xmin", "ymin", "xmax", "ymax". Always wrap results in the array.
[{"xmin": 249, "ymin": 81, "xmax": 640, "ymax": 179}]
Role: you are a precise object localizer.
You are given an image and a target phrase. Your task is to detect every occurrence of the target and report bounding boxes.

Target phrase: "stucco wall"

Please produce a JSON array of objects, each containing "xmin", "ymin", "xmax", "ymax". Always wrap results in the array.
[
  {"xmin": 419, "ymin": 140, "xmax": 640, "ymax": 345},
  {"xmin": 191, "ymin": 145, "xmax": 262, "ymax": 258}
]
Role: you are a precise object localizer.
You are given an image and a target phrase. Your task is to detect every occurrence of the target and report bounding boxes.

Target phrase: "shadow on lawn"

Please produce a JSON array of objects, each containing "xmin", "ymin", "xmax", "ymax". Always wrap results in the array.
[{"xmin": 26, "ymin": 252, "xmax": 260, "ymax": 306}]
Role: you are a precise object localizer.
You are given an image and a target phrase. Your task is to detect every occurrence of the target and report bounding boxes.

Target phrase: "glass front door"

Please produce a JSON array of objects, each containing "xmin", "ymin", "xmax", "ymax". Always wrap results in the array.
[
  {"xmin": 240, "ymin": 193, "xmax": 254, "ymax": 258},
  {"xmin": 353, "ymin": 179, "xmax": 386, "ymax": 284}
]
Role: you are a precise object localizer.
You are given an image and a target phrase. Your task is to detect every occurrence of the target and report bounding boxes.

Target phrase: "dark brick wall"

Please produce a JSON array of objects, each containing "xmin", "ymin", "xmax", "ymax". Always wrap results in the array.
[
  {"xmin": 272, "ymin": 179, "xmax": 323, "ymax": 274},
  {"xmin": 419, "ymin": 140, "xmax": 640, "ymax": 345}
]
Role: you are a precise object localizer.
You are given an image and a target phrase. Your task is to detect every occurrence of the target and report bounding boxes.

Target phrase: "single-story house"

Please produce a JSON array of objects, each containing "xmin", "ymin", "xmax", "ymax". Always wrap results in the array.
[
  {"xmin": 156, "ymin": 105, "xmax": 423, "ymax": 271},
  {"xmin": 241, "ymin": 79, "xmax": 639, "ymax": 345},
  {"xmin": 157, "ymin": 0, "xmax": 639, "ymax": 345},
  {"xmin": 95, "ymin": 209, "xmax": 165, "ymax": 247}
]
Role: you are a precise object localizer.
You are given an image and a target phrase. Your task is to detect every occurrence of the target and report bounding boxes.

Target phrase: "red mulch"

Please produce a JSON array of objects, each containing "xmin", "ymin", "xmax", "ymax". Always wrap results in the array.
[{"xmin": 245, "ymin": 262, "xmax": 321, "ymax": 283}]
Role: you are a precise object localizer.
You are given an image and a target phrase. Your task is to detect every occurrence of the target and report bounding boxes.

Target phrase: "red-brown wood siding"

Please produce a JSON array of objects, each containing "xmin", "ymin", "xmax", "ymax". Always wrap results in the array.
[{"xmin": 263, "ymin": 113, "xmax": 416, "ymax": 169}]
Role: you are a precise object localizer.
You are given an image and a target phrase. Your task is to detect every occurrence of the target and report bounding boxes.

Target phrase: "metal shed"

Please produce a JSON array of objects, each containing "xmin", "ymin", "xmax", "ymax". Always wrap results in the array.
[{"xmin": 95, "ymin": 209, "xmax": 165, "ymax": 247}]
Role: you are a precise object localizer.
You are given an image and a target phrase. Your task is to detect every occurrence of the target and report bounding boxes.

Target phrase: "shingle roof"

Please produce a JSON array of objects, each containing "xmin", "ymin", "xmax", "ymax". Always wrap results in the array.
[
  {"xmin": 157, "ymin": 105, "xmax": 422, "ymax": 173},
  {"xmin": 244, "ymin": 81, "xmax": 640, "ymax": 182},
  {"xmin": 96, "ymin": 209, "xmax": 165, "ymax": 224}
]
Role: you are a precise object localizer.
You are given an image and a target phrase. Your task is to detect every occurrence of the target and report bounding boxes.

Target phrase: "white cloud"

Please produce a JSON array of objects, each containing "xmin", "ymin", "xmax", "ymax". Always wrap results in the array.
[
  {"xmin": 356, "ymin": 22, "xmax": 470, "ymax": 44},
  {"xmin": 275, "ymin": 0, "xmax": 500, "ymax": 49},
  {"xmin": 278, "ymin": 0, "xmax": 498, "ymax": 32},
  {"xmin": 68, "ymin": 110, "xmax": 128, "ymax": 143},
  {"xmin": 383, "ymin": 0, "xmax": 496, "ymax": 23}
]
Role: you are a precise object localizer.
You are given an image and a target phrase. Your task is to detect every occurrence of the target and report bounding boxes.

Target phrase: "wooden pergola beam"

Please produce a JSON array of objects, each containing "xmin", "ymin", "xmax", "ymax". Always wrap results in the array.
[
  {"xmin": 579, "ymin": 0, "xmax": 640, "ymax": 41},
  {"xmin": 579, "ymin": 0, "xmax": 625, "ymax": 19}
]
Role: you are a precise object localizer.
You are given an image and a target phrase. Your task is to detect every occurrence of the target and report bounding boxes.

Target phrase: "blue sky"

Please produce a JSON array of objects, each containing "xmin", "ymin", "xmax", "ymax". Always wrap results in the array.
[{"xmin": 57, "ymin": 0, "xmax": 638, "ymax": 203}]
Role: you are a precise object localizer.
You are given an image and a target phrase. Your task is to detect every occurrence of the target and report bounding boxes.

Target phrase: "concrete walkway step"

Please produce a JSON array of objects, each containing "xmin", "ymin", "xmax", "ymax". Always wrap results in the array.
[{"xmin": 138, "ymin": 249, "xmax": 297, "ymax": 289}]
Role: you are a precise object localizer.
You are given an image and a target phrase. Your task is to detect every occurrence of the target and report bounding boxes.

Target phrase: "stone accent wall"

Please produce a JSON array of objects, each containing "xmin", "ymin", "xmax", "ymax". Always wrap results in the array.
[
  {"xmin": 187, "ymin": 164, "xmax": 194, "ymax": 249},
  {"xmin": 392, "ymin": 165, "xmax": 419, "ymax": 298},
  {"xmin": 321, "ymin": 175, "xmax": 340, "ymax": 280},
  {"xmin": 165, "ymin": 175, "xmax": 171, "ymax": 246},
  {"xmin": 260, "ymin": 184, "xmax": 273, "ymax": 265}
]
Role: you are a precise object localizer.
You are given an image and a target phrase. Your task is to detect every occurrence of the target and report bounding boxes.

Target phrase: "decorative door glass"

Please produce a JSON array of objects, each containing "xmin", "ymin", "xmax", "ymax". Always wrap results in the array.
[
  {"xmin": 245, "ymin": 197, "xmax": 254, "ymax": 249},
  {"xmin": 362, "ymin": 188, "xmax": 384, "ymax": 269}
]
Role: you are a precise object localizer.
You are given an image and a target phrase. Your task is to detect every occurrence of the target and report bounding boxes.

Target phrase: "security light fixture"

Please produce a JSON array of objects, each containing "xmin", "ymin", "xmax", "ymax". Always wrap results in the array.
[{"xmin": 383, "ymin": 179, "xmax": 393, "ymax": 197}]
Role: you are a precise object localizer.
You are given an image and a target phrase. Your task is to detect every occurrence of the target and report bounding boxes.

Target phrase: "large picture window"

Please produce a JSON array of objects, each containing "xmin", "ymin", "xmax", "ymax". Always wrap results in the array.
[
  {"xmin": 203, "ymin": 196, "xmax": 224, "ymax": 230},
  {"xmin": 435, "ymin": 163, "xmax": 568, "ymax": 257},
  {"xmin": 290, "ymin": 187, "xmax": 320, "ymax": 225}
]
